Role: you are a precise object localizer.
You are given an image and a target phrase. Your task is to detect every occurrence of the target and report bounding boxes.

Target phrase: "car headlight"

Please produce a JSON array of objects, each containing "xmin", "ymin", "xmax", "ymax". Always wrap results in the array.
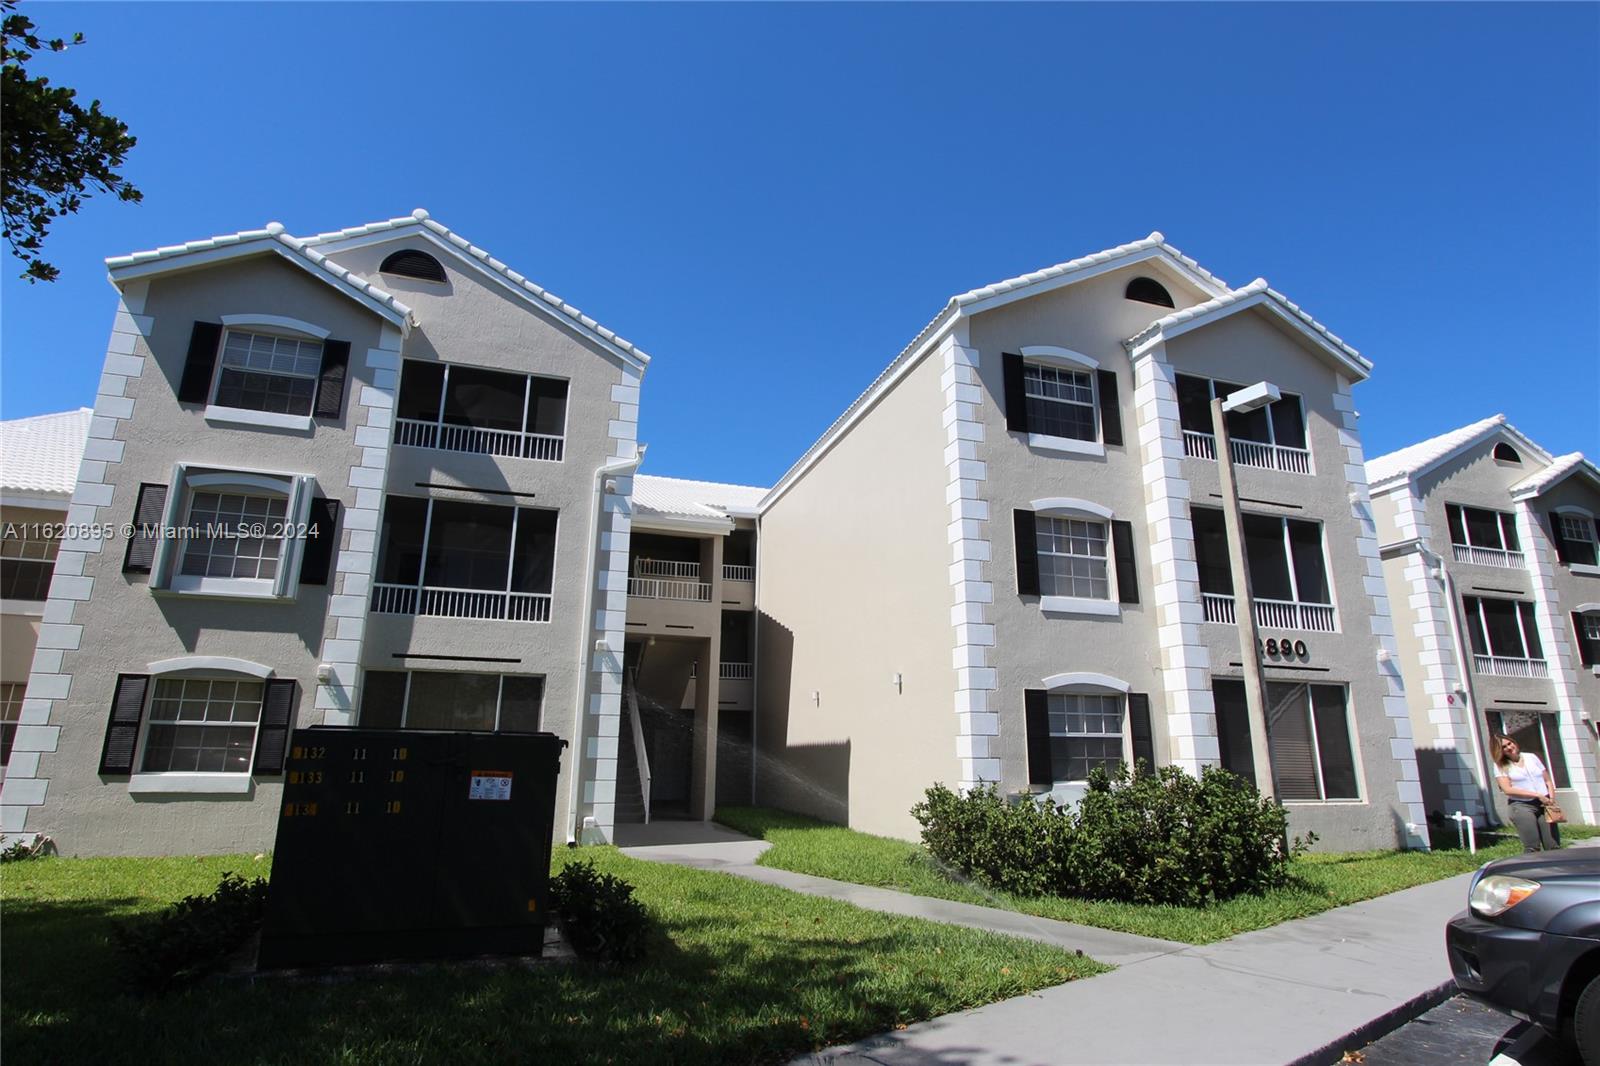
[{"xmin": 1470, "ymin": 874, "xmax": 1541, "ymax": 917}]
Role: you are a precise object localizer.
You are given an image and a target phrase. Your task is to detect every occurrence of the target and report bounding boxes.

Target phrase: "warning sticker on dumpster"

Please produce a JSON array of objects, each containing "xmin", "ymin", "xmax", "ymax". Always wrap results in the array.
[{"xmin": 469, "ymin": 771, "xmax": 513, "ymax": 801}]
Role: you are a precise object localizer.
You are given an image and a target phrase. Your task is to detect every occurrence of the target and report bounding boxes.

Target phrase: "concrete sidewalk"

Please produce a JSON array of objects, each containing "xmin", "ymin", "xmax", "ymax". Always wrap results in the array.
[
  {"xmin": 615, "ymin": 821, "xmax": 1477, "ymax": 1066},
  {"xmin": 615, "ymin": 820, "xmax": 1183, "ymax": 967}
]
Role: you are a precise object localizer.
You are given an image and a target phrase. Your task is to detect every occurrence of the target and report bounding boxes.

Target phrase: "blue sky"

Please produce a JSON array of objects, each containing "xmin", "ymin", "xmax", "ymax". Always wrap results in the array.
[{"xmin": 2, "ymin": 3, "xmax": 1595, "ymax": 486}]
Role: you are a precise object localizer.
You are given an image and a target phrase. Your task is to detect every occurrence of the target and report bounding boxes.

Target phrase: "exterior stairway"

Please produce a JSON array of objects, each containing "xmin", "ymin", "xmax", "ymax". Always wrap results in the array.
[{"xmin": 614, "ymin": 679, "xmax": 647, "ymax": 824}]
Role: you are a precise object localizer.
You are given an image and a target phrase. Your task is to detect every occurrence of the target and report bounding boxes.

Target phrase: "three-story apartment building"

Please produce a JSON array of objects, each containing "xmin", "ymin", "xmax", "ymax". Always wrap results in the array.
[
  {"xmin": 1368, "ymin": 416, "xmax": 1600, "ymax": 829},
  {"xmin": 754, "ymin": 234, "xmax": 1429, "ymax": 851},
  {"xmin": 0, "ymin": 211, "xmax": 647, "ymax": 854}
]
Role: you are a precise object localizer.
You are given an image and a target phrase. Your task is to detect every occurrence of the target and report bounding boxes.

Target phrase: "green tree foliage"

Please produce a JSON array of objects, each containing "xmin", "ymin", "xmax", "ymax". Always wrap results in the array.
[{"xmin": 2, "ymin": 0, "xmax": 141, "ymax": 282}]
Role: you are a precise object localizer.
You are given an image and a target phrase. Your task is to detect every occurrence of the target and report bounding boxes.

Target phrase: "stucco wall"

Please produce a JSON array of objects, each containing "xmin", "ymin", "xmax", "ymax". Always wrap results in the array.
[{"xmin": 757, "ymin": 346, "xmax": 958, "ymax": 839}]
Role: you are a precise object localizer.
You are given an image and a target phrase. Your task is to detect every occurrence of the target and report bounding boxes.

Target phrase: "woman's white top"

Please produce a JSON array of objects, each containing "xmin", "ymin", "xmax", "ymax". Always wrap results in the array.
[{"xmin": 1499, "ymin": 752, "xmax": 1551, "ymax": 799}]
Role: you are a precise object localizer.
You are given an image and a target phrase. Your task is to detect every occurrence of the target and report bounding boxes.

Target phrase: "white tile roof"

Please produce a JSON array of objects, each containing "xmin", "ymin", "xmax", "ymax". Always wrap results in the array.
[
  {"xmin": 1512, "ymin": 451, "xmax": 1600, "ymax": 498},
  {"xmin": 633, "ymin": 474, "xmax": 767, "ymax": 523},
  {"xmin": 302, "ymin": 210, "xmax": 651, "ymax": 369},
  {"xmin": 1364, "ymin": 415, "xmax": 1528, "ymax": 488},
  {"xmin": 1124, "ymin": 277, "xmax": 1370, "ymax": 373},
  {"xmin": 0, "ymin": 408, "xmax": 92, "ymax": 497},
  {"xmin": 106, "ymin": 223, "xmax": 413, "ymax": 325}
]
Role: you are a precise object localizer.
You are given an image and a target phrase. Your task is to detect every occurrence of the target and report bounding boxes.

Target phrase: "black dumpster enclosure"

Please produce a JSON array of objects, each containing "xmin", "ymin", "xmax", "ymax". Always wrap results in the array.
[{"xmin": 257, "ymin": 727, "xmax": 565, "ymax": 969}]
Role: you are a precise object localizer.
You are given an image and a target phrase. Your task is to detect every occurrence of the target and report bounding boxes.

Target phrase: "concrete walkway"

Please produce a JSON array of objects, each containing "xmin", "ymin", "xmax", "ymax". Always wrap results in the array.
[
  {"xmin": 615, "ymin": 821, "xmax": 1480, "ymax": 1066},
  {"xmin": 614, "ymin": 820, "xmax": 1183, "ymax": 967}
]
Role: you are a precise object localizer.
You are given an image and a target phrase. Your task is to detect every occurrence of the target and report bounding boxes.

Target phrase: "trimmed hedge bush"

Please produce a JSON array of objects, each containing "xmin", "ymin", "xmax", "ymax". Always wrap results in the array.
[
  {"xmin": 112, "ymin": 872, "xmax": 268, "ymax": 992},
  {"xmin": 549, "ymin": 859, "xmax": 651, "ymax": 963},
  {"xmin": 912, "ymin": 765, "xmax": 1313, "ymax": 906}
]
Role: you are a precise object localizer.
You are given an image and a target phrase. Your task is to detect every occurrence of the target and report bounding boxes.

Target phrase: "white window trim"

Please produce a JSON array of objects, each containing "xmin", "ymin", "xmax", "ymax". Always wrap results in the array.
[
  {"xmin": 219, "ymin": 313, "xmax": 330, "ymax": 340},
  {"xmin": 1019, "ymin": 345, "xmax": 1098, "ymax": 370},
  {"xmin": 0, "ymin": 600, "xmax": 45, "ymax": 617},
  {"xmin": 128, "ymin": 670, "xmax": 269, "ymax": 794},
  {"xmin": 207, "ymin": 324, "xmax": 326, "ymax": 424},
  {"xmin": 153, "ymin": 463, "xmax": 315, "ymax": 600},
  {"xmin": 1027, "ymin": 434, "xmax": 1105, "ymax": 457},
  {"xmin": 1042, "ymin": 672, "xmax": 1130, "ymax": 693},
  {"xmin": 1555, "ymin": 507, "xmax": 1599, "ymax": 574},
  {"xmin": 1031, "ymin": 498, "xmax": 1114, "ymax": 520},
  {"xmin": 1031, "ymin": 500, "xmax": 1123, "ymax": 616}
]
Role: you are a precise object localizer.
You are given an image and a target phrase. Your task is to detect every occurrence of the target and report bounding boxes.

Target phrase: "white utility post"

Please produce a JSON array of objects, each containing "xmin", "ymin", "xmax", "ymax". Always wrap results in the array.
[{"xmin": 1212, "ymin": 381, "xmax": 1281, "ymax": 799}]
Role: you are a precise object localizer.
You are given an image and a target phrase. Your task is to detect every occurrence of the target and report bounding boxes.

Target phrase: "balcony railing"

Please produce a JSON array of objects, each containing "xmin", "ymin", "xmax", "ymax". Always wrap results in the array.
[
  {"xmin": 627, "ymin": 577, "xmax": 712, "ymax": 602},
  {"xmin": 1202, "ymin": 593, "xmax": 1337, "ymax": 633},
  {"xmin": 394, "ymin": 418, "xmax": 564, "ymax": 463},
  {"xmin": 1474, "ymin": 654, "xmax": 1549, "ymax": 679},
  {"xmin": 723, "ymin": 564, "xmax": 755, "ymax": 582},
  {"xmin": 1452, "ymin": 543, "xmax": 1525, "ymax": 570},
  {"xmin": 634, "ymin": 559, "xmax": 700, "ymax": 579},
  {"xmin": 720, "ymin": 662, "xmax": 753, "ymax": 680},
  {"xmin": 371, "ymin": 582, "xmax": 552, "ymax": 622},
  {"xmin": 1183, "ymin": 431, "xmax": 1311, "ymax": 475}
]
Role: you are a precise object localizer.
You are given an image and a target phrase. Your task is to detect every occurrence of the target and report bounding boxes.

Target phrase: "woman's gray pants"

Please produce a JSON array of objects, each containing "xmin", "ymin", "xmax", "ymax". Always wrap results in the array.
[{"xmin": 1506, "ymin": 799, "xmax": 1560, "ymax": 852}]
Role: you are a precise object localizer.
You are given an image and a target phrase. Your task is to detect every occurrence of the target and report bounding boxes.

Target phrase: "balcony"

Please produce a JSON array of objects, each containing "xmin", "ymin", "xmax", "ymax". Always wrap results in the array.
[
  {"xmin": 1202, "ymin": 593, "xmax": 1337, "ymax": 633},
  {"xmin": 723, "ymin": 564, "xmax": 755, "ymax": 582},
  {"xmin": 1474, "ymin": 654, "xmax": 1549, "ymax": 679},
  {"xmin": 1451, "ymin": 543, "xmax": 1524, "ymax": 570},
  {"xmin": 628, "ymin": 577, "xmax": 712, "ymax": 602},
  {"xmin": 719, "ymin": 662, "xmax": 753, "ymax": 680},
  {"xmin": 372, "ymin": 583, "xmax": 551, "ymax": 622},
  {"xmin": 394, "ymin": 418, "xmax": 563, "ymax": 462},
  {"xmin": 393, "ymin": 360, "xmax": 568, "ymax": 464},
  {"xmin": 1183, "ymin": 431, "xmax": 1311, "ymax": 475}
]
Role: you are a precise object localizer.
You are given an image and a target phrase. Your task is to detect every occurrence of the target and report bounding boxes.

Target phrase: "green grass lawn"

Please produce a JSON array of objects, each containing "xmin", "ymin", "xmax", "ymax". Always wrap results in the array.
[
  {"xmin": 1, "ymin": 848, "xmax": 1103, "ymax": 1066},
  {"xmin": 716, "ymin": 805, "xmax": 1598, "ymax": 945}
]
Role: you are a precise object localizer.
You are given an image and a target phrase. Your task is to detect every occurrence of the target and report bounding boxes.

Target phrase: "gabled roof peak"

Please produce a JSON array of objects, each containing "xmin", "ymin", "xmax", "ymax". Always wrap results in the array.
[{"xmin": 1365, "ymin": 414, "xmax": 1559, "ymax": 491}]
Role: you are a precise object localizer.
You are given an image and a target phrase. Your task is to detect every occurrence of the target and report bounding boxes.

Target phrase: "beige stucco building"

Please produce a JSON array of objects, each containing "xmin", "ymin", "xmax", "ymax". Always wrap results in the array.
[
  {"xmin": 1368, "ymin": 416, "xmax": 1600, "ymax": 831},
  {"xmin": 753, "ymin": 235, "xmax": 1431, "ymax": 851}
]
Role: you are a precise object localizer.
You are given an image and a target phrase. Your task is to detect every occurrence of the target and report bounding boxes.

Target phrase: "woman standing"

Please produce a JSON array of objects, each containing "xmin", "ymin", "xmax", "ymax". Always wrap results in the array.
[{"xmin": 1491, "ymin": 733, "xmax": 1562, "ymax": 852}]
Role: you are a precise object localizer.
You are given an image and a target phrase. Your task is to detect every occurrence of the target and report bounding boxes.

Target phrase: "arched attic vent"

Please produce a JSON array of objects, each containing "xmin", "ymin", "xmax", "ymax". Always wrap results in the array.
[{"xmin": 380, "ymin": 248, "xmax": 447, "ymax": 283}]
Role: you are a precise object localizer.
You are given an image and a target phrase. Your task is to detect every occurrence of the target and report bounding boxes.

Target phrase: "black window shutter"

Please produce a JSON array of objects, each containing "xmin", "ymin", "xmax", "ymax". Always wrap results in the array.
[
  {"xmin": 1025, "ymin": 689, "xmax": 1053, "ymax": 787},
  {"xmin": 1096, "ymin": 369, "xmax": 1122, "ymax": 446},
  {"xmin": 1127, "ymin": 693, "xmax": 1155, "ymax": 773},
  {"xmin": 1445, "ymin": 505, "xmax": 1466, "ymax": 546},
  {"xmin": 253, "ymin": 679, "xmax": 299, "ymax": 775},
  {"xmin": 1013, "ymin": 509, "xmax": 1039, "ymax": 596},
  {"xmin": 99, "ymin": 674, "xmax": 150, "ymax": 774},
  {"xmin": 177, "ymin": 322, "xmax": 223, "ymax": 404},
  {"xmin": 314, "ymin": 340, "xmax": 352, "ymax": 421},
  {"xmin": 1112, "ymin": 520, "xmax": 1139, "ymax": 604},
  {"xmin": 1574, "ymin": 612, "xmax": 1598, "ymax": 667},
  {"xmin": 299, "ymin": 498, "xmax": 341, "ymax": 586},
  {"xmin": 122, "ymin": 483, "xmax": 169, "ymax": 574},
  {"xmin": 1549, "ymin": 512, "xmax": 1572, "ymax": 563},
  {"xmin": 1002, "ymin": 353, "xmax": 1028, "ymax": 433}
]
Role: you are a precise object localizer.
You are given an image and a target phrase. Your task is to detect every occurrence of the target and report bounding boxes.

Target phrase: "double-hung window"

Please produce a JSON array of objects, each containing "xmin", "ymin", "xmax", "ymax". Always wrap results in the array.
[
  {"xmin": 1043, "ymin": 692, "xmax": 1124, "ymax": 782},
  {"xmin": 0, "ymin": 523, "xmax": 59, "ymax": 601},
  {"xmin": 1553, "ymin": 511, "xmax": 1600, "ymax": 568},
  {"xmin": 1023, "ymin": 364, "xmax": 1096, "ymax": 442},
  {"xmin": 1013, "ymin": 502, "xmax": 1138, "ymax": 615},
  {"xmin": 140, "ymin": 677, "xmax": 263, "ymax": 774},
  {"xmin": 1445, "ymin": 504, "xmax": 1522, "ymax": 568},
  {"xmin": 214, "ymin": 330, "xmax": 324, "ymax": 416},
  {"xmin": 121, "ymin": 465, "xmax": 330, "ymax": 600},
  {"xmin": 1462, "ymin": 596, "xmax": 1547, "ymax": 676},
  {"xmin": 1001, "ymin": 348, "xmax": 1123, "ymax": 456},
  {"xmin": 1212, "ymin": 679, "xmax": 1359, "ymax": 801},
  {"xmin": 1575, "ymin": 611, "xmax": 1600, "ymax": 667},
  {"xmin": 360, "ymin": 670, "xmax": 545, "ymax": 732},
  {"xmin": 1037, "ymin": 517, "xmax": 1108, "ymax": 600}
]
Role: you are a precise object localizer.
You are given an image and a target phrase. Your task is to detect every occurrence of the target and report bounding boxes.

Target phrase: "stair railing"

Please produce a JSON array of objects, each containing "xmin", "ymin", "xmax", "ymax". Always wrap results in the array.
[{"xmin": 625, "ymin": 665, "xmax": 652, "ymax": 824}]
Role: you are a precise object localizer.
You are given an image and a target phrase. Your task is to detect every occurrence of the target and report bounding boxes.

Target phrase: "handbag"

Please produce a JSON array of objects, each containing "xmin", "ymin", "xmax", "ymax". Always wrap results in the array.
[{"xmin": 1544, "ymin": 800, "xmax": 1569, "ymax": 825}]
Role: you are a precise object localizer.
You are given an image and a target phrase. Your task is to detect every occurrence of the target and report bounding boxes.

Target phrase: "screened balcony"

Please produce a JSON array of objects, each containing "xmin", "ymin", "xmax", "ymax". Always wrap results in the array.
[
  {"xmin": 372, "ymin": 496, "xmax": 557, "ymax": 622},
  {"xmin": 628, "ymin": 533, "xmax": 712, "ymax": 602},
  {"xmin": 393, "ymin": 361, "xmax": 568, "ymax": 462},
  {"xmin": 1193, "ymin": 506, "xmax": 1338, "ymax": 633},
  {"xmin": 1462, "ymin": 596, "xmax": 1548, "ymax": 678},
  {"xmin": 1176, "ymin": 374, "xmax": 1312, "ymax": 474}
]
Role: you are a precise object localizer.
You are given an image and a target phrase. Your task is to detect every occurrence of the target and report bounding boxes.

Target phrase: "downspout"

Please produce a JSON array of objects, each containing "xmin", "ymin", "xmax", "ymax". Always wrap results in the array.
[
  {"xmin": 1421, "ymin": 542, "xmax": 1502, "ymax": 828},
  {"xmin": 567, "ymin": 444, "xmax": 647, "ymax": 844},
  {"xmin": 749, "ymin": 511, "xmax": 761, "ymax": 804}
]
